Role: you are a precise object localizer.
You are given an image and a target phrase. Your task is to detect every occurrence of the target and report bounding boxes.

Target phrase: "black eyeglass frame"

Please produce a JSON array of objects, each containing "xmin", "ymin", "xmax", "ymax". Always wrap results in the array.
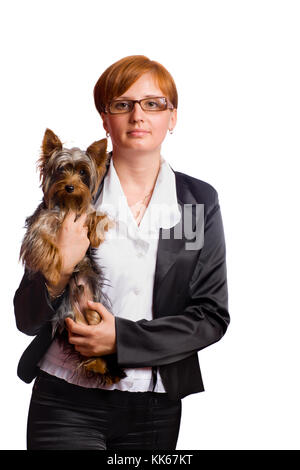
[{"xmin": 104, "ymin": 96, "xmax": 174, "ymax": 115}]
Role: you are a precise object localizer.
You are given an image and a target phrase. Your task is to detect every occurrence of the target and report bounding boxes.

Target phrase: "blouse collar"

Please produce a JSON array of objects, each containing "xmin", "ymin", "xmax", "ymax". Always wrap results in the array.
[{"xmin": 94, "ymin": 153, "xmax": 181, "ymax": 236}]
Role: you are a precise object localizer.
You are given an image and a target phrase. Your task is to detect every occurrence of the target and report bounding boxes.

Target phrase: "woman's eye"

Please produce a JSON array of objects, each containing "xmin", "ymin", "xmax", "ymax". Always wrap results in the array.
[
  {"xmin": 144, "ymin": 99, "xmax": 161, "ymax": 109},
  {"xmin": 115, "ymin": 101, "xmax": 130, "ymax": 110}
]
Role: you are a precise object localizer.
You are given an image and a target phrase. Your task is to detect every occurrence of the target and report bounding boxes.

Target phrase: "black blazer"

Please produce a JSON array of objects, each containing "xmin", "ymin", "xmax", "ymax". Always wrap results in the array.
[{"xmin": 14, "ymin": 157, "xmax": 230, "ymax": 401}]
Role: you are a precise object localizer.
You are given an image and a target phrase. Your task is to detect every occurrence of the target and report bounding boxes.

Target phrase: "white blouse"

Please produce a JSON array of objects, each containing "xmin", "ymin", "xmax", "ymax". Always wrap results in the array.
[{"xmin": 38, "ymin": 154, "xmax": 181, "ymax": 392}]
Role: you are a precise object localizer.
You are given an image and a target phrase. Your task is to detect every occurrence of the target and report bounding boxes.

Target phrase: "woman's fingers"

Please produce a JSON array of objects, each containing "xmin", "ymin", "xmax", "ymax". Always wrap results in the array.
[
  {"xmin": 62, "ymin": 211, "xmax": 89, "ymax": 242},
  {"xmin": 76, "ymin": 212, "xmax": 88, "ymax": 227},
  {"xmin": 64, "ymin": 209, "xmax": 77, "ymax": 224},
  {"xmin": 64, "ymin": 210, "xmax": 87, "ymax": 226},
  {"xmin": 65, "ymin": 317, "xmax": 89, "ymax": 335}
]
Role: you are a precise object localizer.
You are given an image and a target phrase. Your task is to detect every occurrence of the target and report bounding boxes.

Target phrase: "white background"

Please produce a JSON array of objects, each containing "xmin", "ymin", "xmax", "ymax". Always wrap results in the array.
[{"xmin": 1, "ymin": 0, "xmax": 299, "ymax": 450}]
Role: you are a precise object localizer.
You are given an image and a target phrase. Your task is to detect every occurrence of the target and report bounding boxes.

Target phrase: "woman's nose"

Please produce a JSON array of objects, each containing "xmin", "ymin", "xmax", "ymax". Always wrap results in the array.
[{"xmin": 129, "ymin": 102, "xmax": 144, "ymax": 122}]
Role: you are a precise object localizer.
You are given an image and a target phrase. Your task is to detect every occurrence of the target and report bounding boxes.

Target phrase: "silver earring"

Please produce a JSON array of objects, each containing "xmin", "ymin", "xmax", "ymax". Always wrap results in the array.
[
  {"xmin": 169, "ymin": 129, "xmax": 174, "ymax": 134},
  {"xmin": 106, "ymin": 131, "xmax": 110, "ymax": 138}
]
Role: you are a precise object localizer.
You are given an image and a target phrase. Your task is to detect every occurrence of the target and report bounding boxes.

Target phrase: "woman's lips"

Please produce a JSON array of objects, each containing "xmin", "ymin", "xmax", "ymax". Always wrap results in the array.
[{"xmin": 127, "ymin": 130, "xmax": 150, "ymax": 137}]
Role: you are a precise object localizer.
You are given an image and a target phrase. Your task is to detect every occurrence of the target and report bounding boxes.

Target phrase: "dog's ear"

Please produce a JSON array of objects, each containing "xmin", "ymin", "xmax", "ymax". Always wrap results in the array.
[
  {"xmin": 37, "ymin": 129, "xmax": 63, "ymax": 188},
  {"xmin": 86, "ymin": 138, "xmax": 108, "ymax": 179},
  {"xmin": 42, "ymin": 128, "xmax": 63, "ymax": 157}
]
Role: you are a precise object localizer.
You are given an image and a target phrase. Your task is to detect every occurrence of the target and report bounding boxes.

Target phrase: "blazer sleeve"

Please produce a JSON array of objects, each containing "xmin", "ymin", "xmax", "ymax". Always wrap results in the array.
[
  {"xmin": 115, "ymin": 195, "xmax": 230, "ymax": 368},
  {"xmin": 13, "ymin": 268, "xmax": 63, "ymax": 336}
]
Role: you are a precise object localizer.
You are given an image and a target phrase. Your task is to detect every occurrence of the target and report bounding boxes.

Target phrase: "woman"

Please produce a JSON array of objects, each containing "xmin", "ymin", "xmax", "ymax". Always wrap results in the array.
[{"xmin": 14, "ymin": 55, "xmax": 230, "ymax": 450}]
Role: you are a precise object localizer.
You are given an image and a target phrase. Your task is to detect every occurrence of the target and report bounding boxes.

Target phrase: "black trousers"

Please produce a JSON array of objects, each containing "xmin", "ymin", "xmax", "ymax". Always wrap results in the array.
[{"xmin": 27, "ymin": 370, "xmax": 182, "ymax": 450}]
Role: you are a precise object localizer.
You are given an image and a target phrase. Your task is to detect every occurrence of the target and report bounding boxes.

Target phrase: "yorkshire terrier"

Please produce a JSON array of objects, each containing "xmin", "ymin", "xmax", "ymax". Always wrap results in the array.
[{"xmin": 19, "ymin": 128, "xmax": 126, "ymax": 385}]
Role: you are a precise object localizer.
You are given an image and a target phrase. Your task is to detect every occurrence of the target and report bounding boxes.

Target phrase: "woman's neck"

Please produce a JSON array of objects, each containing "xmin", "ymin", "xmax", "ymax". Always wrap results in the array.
[{"xmin": 111, "ymin": 147, "xmax": 161, "ymax": 204}]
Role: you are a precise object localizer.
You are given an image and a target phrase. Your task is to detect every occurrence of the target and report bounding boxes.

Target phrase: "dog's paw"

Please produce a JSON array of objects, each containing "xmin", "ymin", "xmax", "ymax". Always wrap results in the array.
[
  {"xmin": 82, "ymin": 357, "xmax": 108, "ymax": 375},
  {"xmin": 85, "ymin": 308, "xmax": 102, "ymax": 325}
]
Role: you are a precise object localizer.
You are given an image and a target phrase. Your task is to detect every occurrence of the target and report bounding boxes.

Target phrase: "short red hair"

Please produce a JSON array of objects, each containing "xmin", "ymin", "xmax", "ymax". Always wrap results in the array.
[{"xmin": 93, "ymin": 55, "xmax": 178, "ymax": 114}]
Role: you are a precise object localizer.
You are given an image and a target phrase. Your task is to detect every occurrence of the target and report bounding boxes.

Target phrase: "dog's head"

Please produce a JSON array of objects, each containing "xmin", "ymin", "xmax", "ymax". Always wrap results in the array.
[{"xmin": 37, "ymin": 129, "xmax": 108, "ymax": 212}]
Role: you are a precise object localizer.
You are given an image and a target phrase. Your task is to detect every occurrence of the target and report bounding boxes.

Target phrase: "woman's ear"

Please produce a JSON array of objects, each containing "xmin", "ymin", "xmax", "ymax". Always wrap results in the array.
[
  {"xmin": 100, "ymin": 112, "xmax": 109, "ymax": 134},
  {"xmin": 169, "ymin": 108, "xmax": 177, "ymax": 131}
]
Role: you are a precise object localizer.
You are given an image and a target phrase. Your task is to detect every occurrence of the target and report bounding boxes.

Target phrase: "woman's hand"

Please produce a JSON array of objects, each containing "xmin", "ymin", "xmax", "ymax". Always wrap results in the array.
[
  {"xmin": 56, "ymin": 210, "xmax": 90, "ymax": 276},
  {"xmin": 45, "ymin": 210, "xmax": 90, "ymax": 295},
  {"xmin": 65, "ymin": 300, "xmax": 117, "ymax": 356}
]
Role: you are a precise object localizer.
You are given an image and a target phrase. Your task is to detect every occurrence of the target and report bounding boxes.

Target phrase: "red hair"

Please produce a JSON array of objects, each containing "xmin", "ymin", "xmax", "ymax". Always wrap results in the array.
[{"xmin": 94, "ymin": 55, "xmax": 178, "ymax": 114}]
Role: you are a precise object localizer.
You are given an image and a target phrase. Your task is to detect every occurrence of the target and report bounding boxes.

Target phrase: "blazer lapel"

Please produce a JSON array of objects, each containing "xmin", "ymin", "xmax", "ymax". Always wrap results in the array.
[
  {"xmin": 153, "ymin": 170, "xmax": 201, "ymax": 304},
  {"xmin": 153, "ymin": 202, "xmax": 185, "ymax": 298}
]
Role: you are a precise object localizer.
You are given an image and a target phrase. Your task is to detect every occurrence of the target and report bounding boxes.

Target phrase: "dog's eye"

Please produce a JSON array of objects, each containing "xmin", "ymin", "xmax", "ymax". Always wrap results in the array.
[{"xmin": 79, "ymin": 169, "xmax": 86, "ymax": 176}]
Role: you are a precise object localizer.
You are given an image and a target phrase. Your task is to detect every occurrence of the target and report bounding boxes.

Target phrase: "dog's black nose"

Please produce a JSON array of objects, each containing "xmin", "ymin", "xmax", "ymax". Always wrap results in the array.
[{"xmin": 65, "ymin": 185, "xmax": 74, "ymax": 193}]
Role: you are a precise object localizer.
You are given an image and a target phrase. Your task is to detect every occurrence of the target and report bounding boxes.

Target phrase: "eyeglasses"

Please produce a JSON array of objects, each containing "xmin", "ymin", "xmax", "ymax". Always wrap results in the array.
[{"xmin": 105, "ymin": 96, "xmax": 174, "ymax": 114}]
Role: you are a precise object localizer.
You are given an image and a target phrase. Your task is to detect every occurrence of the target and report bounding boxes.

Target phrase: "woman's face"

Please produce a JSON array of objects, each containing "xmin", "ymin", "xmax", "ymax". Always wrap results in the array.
[{"xmin": 101, "ymin": 72, "xmax": 177, "ymax": 155}]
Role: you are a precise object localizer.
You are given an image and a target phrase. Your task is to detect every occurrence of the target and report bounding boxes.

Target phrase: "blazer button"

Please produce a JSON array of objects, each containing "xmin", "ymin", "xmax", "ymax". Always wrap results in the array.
[{"xmin": 133, "ymin": 287, "xmax": 140, "ymax": 295}]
